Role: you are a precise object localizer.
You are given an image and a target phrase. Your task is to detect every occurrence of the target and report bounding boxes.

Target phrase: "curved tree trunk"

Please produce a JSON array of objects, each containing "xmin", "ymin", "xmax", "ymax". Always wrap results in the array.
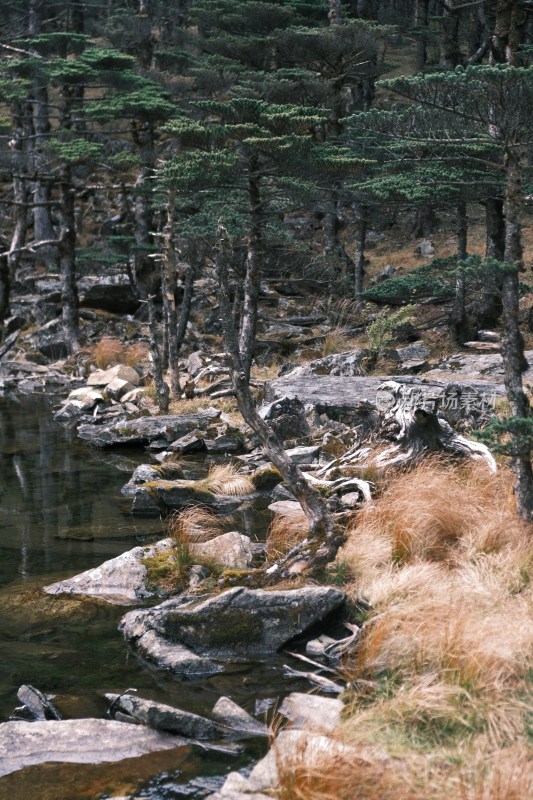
[{"xmin": 216, "ymin": 227, "xmax": 344, "ymax": 581}]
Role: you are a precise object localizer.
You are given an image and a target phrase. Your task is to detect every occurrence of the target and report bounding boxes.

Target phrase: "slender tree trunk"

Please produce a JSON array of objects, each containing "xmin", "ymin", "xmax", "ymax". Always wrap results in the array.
[
  {"xmin": 501, "ymin": 148, "xmax": 533, "ymax": 519},
  {"xmin": 451, "ymin": 200, "xmax": 469, "ymax": 343},
  {"xmin": 354, "ymin": 210, "xmax": 367, "ymax": 307},
  {"xmin": 414, "ymin": 0, "xmax": 430, "ymax": 74},
  {"xmin": 7, "ymin": 99, "xmax": 30, "ymax": 279},
  {"xmin": 58, "ymin": 164, "xmax": 80, "ymax": 353},
  {"xmin": 239, "ymin": 153, "xmax": 262, "ymax": 383},
  {"xmin": 162, "ymin": 192, "xmax": 180, "ymax": 397},
  {"xmin": 216, "ymin": 227, "xmax": 343, "ymax": 580},
  {"xmin": 328, "ymin": 0, "xmax": 343, "ymax": 25},
  {"xmin": 439, "ymin": 2, "xmax": 462, "ymax": 68},
  {"xmin": 28, "ymin": 0, "xmax": 57, "ymax": 267},
  {"xmin": 176, "ymin": 255, "xmax": 196, "ymax": 351},
  {"xmin": 132, "ymin": 122, "xmax": 157, "ymax": 298},
  {"xmin": 146, "ymin": 295, "xmax": 170, "ymax": 413},
  {"xmin": 0, "ymin": 256, "xmax": 10, "ymax": 329}
]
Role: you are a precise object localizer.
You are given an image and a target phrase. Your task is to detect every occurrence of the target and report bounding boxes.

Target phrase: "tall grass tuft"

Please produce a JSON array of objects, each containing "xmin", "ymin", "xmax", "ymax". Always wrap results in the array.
[
  {"xmin": 274, "ymin": 459, "xmax": 533, "ymax": 800},
  {"xmin": 198, "ymin": 463, "xmax": 254, "ymax": 496}
]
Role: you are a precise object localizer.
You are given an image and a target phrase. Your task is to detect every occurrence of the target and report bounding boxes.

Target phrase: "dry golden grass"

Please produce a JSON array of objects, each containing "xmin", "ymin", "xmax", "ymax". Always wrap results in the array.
[
  {"xmin": 265, "ymin": 509, "xmax": 310, "ymax": 562},
  {"xmin": 320, "ymin": 328, "xmax": 355, "ymax": 357},
  {"xmin": 167, "ymin": 506, "xmax": 226, "ymax": 543},
  {"xmin": 91, "ymin": 337, "xmax": 125, "ymax": 368},
  {"xmin": 89, "ymin": 337, "xmax": 149, "ymax": 369},
  {"xmin": 198, "ymin": 463, "xmax": 254, "ymax": 496},
  {"xmin": 275, "ymin": 459, "xmax": 533, "ymax": 800}
]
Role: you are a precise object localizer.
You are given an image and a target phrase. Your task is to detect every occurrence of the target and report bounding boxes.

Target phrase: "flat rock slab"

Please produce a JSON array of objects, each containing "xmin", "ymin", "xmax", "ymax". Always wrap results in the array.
[
  {"xmin": 427, "ymin": 350, "xmax": 533, "ymax": 383},
  {"xmin": 78, "ymin": 410, "xmax": 221, "ymax": 449},
  {"xmin": 44, "ymin": 539, "xmax": 173, "ymax": 604},
  {"xmin": 120, "ymin": 586, "xmax": 345, "ymax": 672},
  {"xmin": 279, "ymin": 692, "xmax": 343, "ymax": 733},
  {"xmin": 0, "ymin": 719, "xmax": 186, "ymax": 777},
  {"xmin": 266, "ymin": 374, "xmax": 504, "ymax": 411}
]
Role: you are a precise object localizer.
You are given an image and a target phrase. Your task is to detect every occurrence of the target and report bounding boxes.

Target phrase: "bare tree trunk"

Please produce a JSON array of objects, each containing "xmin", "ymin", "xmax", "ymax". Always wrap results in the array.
[
  {"xmin": 58, "ymin": 164, "xmax": 80, "ymax": 353},
  {"xmin": 439, "ymin": 1, "xmax": 462, "ymax": 68},
  {"xmin": 28, "ymin": 0, "xmax": 57, "ymax": 267},
  {"xmin": 451, "ymin": 200, "xmax": 469, "ymax": 343},
  {"xmin": 216, "ymin": 227, "xmax": 344, "ymax": 580},
  {"xmin": 328, "ymin": 0, "xmax": 343, "ymax": 25},
  {"xmin": 132, "ymin": 121, "xmax": 157, "ymax": 298},
  {"xmin": 176, "ymin": 253, "xmax": 196, "ymax": 352},
  {"xmin": 162, "ymin": 192, "xmax": 180, "ymax": 397},
  {"xmin": 501, "ymin": 148, "xmax": 533, "ymax": 519},
  {"xmin": 414, "ymin": 0, "xmax": 429, "ymax": 74},
  {"xmin": 146, "ymin": 295, "xmax": 170, "ymax": 413},
  {"xmin": 239, "ymin": 153, "xmax": 262, "ymax": 383},
  {"xmin": 354, "ymin": 208, "xmax": 367, "ymax": 307},
  {"xmin": 0, "ymin": 255, "xmax": 10, "ymax": 329},
  {"xmin": 7, "ymin": 99, "xmax": 29, "ymax": 279}
]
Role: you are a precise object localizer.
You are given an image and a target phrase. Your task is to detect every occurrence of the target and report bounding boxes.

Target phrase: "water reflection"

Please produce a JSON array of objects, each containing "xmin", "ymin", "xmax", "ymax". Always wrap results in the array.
[
  {"xmin": 0, "ymin": 397, "xmax": 286, "ymax": 799},
  {"xmin": 0, "ymin": 396, "xmax": 162, "ymax": 590}
]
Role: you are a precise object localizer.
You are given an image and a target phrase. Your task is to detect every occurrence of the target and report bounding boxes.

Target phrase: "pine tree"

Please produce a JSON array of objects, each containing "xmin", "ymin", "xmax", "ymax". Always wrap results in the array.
[{"xmin": 375, "ymin": 64, "xmax": 533, "ymax": 519}]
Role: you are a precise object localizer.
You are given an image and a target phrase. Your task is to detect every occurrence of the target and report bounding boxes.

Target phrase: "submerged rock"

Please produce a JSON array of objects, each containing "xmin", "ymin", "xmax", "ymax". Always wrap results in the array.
[
  {"xmin": 0, "ymin": 719, "xmax": 186, "ymax": 777},
  {"xmin": 43, "ymin": 539, "xmax": 173, "ymax": 604},
  {"xmin": 120, "ymin": 586, "xmax": 345, "ymax": 674},
  {"xmin": 106, "ymin": 693, "xmax": 227, "ymax": 739}
]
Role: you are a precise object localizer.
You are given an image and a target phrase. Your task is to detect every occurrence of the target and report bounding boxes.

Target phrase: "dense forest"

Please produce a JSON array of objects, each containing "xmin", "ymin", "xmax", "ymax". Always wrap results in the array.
[
  {"xmin": 0, "ymin": 4, "xmax": 532, "ymax": 798},
  {"xmin": 0, "ymin": 1, "xmax": 532, "ymax": 512}
]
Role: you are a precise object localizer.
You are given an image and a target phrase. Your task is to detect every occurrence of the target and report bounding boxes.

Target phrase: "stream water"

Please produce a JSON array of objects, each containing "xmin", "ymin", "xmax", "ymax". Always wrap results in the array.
[{"xmin": 0, "ymin": 396, "xmax": 293, "ymax": 800}]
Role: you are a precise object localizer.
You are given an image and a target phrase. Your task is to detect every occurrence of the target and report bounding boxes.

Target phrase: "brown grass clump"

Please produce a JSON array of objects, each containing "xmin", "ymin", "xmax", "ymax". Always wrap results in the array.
[
  {"xmin": 286, "ymin": 458, "xmax": 533, "ymax": 800},
  {"xmin": 346, "ymin": 459, "xmax": 524, "ymax": 567},
  {"xmin": 90, "ymin": 337, "xmax": 148, "ymax": 369},
  {"xmin": 92, "ymin": 337, "xmax": 125, "ymax": 368},
  {"xmin": 167, "ymin": 506, "xmax": 226, "ymax": 543},
  {"xmin": 320, "ymin": 328, "xmax": 354, "ymax": 357},
  {"xmin": 265, "ymin": 508, "xmax": 310, "ymax": 562},
  {"xmin": 198, "ymin": 463, "xmax": 254, "ymax": 496}
]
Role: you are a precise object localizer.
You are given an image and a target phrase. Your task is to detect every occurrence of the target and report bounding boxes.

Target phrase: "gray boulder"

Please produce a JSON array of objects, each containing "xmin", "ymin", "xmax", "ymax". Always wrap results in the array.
[
  {"xmin": 87, "ymin": 364, "xmax": 141, "ymax": 388},
  {"xmin": 211, "ymin": 697, "xmax": 268, "ymax": 738},
  {"xmin": 190, "ymin": 532, "xmax": 253, "ymax": 570},
  {"xmin": 282, "ymin": 349, "xmax": 369, "ymax": 378},
  {"xmin": 259, "ymin": 396, "xmax": 310, "ymax": 442},
  {"xmin": 78, "ymin": 409, "xmax": 221, "ymax": 448},
  {"xmin": 120, "ymin": 586, "xmax": 345, "ymax": 669},
  {"xmin": 43, "ymin": 539, "xmax": 173, "ymax": 604},
  {"xmin": 279, "ymin": 693, "xmax": 343, "ymax": 733},
  {"xmin": 130, "ymin": 479, "xmax": 257, "ymax": 517},
  {"xmin": 0, "ymin": 719, "xmax": 185, "ymax": 778}
]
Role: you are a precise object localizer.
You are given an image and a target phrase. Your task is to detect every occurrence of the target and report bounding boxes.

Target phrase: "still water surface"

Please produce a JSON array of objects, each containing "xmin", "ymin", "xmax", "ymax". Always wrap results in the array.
[{"xmin": 0, "ymin": 396, "xmax": 286, "ymax": 800}]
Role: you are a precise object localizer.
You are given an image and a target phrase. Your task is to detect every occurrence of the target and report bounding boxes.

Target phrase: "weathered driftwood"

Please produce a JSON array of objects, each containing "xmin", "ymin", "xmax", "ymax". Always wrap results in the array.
[{"xmin": 373, "ymin": 381, "xmax": 497, "ymax": 471}]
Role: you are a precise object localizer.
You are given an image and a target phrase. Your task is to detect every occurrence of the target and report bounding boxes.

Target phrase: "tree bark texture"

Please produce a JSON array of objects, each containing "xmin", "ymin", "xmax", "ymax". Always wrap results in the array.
[
  {"xmin": 58, "ymin": 165, "xmax": 80, "ymax": 353},
  {"xmin": 146, "ymin": 295, "xmax": 170, "ymax": 413},
  {"xmin": 239, "ymin": 154, "xmax": 263, "ymax": 383},
  {"xmin": 500, "ymin": 148, "xmax": 533, "ymax": 519},
  {"xmin": 161, "ymin": 194, "xmax": 180, "ymax": 397},
  {"xmin": 451, "ymin": 201, "xmax": 468, "ymax": 343},
  {"xmin": 216, "ymin": 227, "xmax": 344, "ymax": 579}
]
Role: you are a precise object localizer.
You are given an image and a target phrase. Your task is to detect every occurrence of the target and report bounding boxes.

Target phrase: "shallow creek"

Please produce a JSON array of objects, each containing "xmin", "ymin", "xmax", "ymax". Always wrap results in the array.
[{"xmin": 0, "ymin": 396, "xmax": 298, "ymax": 800}]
